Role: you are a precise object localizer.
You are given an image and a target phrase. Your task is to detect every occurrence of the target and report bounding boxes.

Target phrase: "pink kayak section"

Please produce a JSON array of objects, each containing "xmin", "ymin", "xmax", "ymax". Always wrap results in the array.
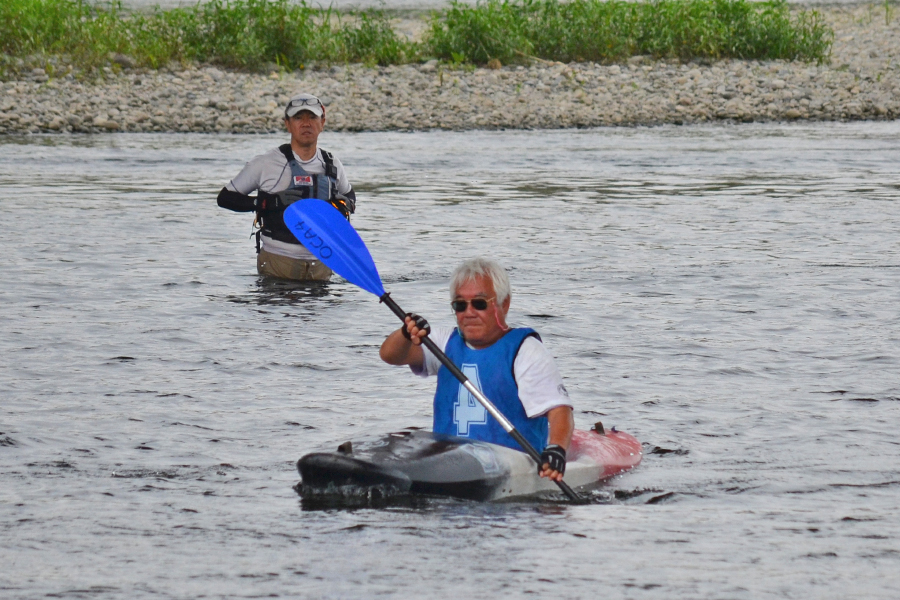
[{"xmin": 569, "ymin": 429, "xmax": 643, "ymax": 480}]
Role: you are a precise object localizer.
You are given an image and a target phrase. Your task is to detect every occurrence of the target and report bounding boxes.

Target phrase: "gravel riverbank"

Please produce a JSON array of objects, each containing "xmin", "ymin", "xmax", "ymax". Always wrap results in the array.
[{"xmin": 1, "ymin": 3, "xmax": 897, "ymax": 134}]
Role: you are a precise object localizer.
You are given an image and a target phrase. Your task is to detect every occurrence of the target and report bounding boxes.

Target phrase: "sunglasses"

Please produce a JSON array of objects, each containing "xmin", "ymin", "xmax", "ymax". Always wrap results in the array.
[
  {"xmin": 287, "ymin": 97, "xmax": 322, "ymax": 108},
  {"xmin": 451, "ymin": 297, "xmax": 495, "ymax": 313}
]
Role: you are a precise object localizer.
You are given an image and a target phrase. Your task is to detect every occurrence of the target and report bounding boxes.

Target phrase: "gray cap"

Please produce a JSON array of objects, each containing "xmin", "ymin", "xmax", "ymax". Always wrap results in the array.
[{"xmin": 284, "ymin": 93, "xmax": 324, "ymax": 118}]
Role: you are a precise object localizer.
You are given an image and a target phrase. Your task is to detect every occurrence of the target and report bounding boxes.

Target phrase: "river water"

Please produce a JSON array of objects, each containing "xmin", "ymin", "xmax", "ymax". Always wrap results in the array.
[{"xmin": 1, "ymin": 122, "xmax": 898, "ymax": 598}]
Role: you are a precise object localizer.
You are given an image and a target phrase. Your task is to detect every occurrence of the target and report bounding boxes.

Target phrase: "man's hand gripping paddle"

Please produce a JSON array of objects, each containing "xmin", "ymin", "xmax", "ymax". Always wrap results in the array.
[{"xmin": 284, "ymin": 199, "xmax": 586, "ymax": 504}]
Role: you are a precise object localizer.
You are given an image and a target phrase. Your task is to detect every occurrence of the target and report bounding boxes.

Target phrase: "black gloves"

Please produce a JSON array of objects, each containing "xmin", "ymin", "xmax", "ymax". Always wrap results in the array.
[
  {"xmin": 336, "ymin": 192, "xmax": 356, "ymax": 214},
  {"xmin": 401, "ymin": 313, "xmax": 431, "ymax": 340},
  {"xmin": 539, "ymin": 444, "xmax": 566, "ymax": 476},
  {"xmin": 329, "ymin": 197, "xmax": 351, "ymax": 220}
]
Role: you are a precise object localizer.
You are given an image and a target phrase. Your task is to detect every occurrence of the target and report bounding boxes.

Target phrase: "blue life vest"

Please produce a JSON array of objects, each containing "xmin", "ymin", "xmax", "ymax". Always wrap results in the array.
[{"xmin": 433, "ymin": 327, "xmax": 548, "ymax": 453}]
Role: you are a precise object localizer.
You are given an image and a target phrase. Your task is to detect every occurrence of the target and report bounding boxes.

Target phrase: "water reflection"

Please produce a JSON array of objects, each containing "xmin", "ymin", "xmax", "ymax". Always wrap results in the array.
[
  {"xmin": 298, "ymin": 489, "xmax": 443, "ymax": 512},
  {"xmin": 221, "ymin": 277, "xmax": 340, "ymax": 306}
]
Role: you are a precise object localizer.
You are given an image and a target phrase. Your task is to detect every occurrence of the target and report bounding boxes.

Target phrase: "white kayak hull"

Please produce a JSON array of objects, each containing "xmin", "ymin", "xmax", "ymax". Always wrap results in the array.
[{"xmin": 298, "ymin": 427, "xmax": 642, "ymax": 501}]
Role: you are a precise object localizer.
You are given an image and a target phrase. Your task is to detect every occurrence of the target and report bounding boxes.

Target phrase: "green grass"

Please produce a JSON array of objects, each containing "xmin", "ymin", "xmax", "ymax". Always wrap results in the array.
[
  {"xmin": 425, "ymin": 0, "xmax": 833, "ymax": 64},
  {"xmin": 0, "ymin": 0, "xmax": 832, "ymax": 75},
  {"xmin": 0, "ymin": 0, "xmax": 418, "ymax": 72}
]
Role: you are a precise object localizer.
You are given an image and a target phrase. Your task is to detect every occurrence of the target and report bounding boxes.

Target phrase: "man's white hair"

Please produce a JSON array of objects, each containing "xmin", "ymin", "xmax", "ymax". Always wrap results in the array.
[{"xmin": 449, "ymin": 258, "xmax": 511, "ymax": 305}]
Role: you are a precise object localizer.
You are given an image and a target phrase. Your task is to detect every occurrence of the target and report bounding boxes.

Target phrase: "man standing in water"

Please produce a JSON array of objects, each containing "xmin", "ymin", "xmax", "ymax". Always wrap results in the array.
[
  {"xmin": 217, "ymin": 93, "xmax": 356, "ymax": 281},
  {"xmin": 379, "ymin": 258, "xmax": 574, "ymax": 482}
]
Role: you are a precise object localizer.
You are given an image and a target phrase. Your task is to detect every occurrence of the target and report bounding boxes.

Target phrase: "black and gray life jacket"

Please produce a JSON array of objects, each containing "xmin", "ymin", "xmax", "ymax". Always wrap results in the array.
[{"xmin": 257, "ymin": 145, "xmax": 340, "ymax": 245}]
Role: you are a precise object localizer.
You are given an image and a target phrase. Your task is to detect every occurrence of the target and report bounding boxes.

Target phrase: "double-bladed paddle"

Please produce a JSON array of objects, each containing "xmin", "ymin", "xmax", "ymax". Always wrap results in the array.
[{"xmin": 284, "ymin": 199, "xmax": 585, "ymax": 503}]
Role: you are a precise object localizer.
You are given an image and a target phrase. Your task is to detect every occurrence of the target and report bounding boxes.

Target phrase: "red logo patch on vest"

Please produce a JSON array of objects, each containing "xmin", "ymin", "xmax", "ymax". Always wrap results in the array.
[{"xmin": 293, "ymin": 175, "xmax": 313, "ymax": 186}]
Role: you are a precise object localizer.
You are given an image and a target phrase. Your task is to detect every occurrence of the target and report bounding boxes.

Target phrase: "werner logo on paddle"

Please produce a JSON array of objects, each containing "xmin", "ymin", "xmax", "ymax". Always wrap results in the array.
[{"xmin": 293, "ymin": 175, "xmax": 313, "ymax": 186}]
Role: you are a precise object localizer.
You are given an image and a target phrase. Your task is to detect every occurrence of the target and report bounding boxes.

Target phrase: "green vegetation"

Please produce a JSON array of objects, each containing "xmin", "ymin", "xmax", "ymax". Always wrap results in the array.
[
  {"xmin": 0, "ymin": 0, "xmax": 417, "ymax": 71},
  {"xmin": 427, "ymin": 0, "xmax": 832, "ymax": 64},
  {"xmin": 0, "ymin": 0, "xmax": 832, "ymax": 75}
]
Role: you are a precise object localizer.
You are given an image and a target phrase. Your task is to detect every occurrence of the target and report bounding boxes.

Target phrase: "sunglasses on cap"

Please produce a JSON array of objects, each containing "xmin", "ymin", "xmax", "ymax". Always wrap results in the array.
[
  {"xmin": 451, "ymin": 297, "xmax": 495, "ymax": 313},
  {"xmin": 287, "ymin": 96, "xmax": 322, "ymax": 108}
]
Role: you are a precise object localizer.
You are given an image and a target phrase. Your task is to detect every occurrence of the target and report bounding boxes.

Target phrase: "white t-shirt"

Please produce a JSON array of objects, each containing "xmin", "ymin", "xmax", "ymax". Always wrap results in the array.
[
  {"xmin": 413, "ymin": 326, "xmax": 573, "ymax": 418},
  {"xmin": 226, "ymin": 146, "xmax": 353, "ymax": 260}
]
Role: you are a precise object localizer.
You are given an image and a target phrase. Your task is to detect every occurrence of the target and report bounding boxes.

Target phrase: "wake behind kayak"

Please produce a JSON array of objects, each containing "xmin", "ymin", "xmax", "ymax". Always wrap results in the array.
[{"xmin": 297, "ymin": 424, "xmax": 641, "ymax": 502}]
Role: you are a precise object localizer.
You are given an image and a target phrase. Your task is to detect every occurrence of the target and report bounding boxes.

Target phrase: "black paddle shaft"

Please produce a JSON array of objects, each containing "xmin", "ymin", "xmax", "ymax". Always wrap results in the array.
[{"xmin": 379, "ymin": 293, "xmax": 585, "ymax": 504}]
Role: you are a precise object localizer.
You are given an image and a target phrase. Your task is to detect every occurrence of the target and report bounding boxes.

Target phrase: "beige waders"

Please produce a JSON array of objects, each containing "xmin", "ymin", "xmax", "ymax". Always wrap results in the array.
[{"xmin": 256, "ymin": 248, "xmax": 332, "ymax": 281}]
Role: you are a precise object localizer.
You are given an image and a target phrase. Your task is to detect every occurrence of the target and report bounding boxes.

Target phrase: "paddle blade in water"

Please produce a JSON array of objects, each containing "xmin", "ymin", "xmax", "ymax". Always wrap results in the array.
[{"xmin": 283, "ymin": 199, "xmax": 385, "ymax": 296}]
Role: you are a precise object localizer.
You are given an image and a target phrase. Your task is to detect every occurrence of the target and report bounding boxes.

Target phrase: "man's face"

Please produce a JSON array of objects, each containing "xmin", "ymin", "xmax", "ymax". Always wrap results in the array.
[
  {"xmin": 453, "ymin": 275, "xmax": 511, "ymax": 349},
  {"xmin": 285, "ymin": 110, "xmax": 325, "ymax": 146}
]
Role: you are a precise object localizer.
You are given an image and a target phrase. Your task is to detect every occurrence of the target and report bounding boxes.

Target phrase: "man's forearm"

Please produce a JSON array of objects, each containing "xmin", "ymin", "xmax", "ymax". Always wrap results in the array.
[
  {"xmin": 379, "ymin": 329, "xmax": 424, "ymax": 368},
  {"xmin": 546, "ymin": 406, "xmax": 574, "ymax": 450}
]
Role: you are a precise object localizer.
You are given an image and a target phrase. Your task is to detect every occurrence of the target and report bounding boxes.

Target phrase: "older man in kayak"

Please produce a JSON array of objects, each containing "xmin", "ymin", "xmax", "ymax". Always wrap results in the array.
[
  {"xmin": 380, "ymin": 258, "xmax": 574, "ymax": 482},
  {"xmin": 216, "ymin": 93, "xmax": 356, "ymax": 281}
]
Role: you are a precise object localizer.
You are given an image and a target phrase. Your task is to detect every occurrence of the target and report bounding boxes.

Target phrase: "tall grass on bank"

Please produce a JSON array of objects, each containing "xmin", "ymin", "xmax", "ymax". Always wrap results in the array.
[
  {"xmin": 426, "ymin": 0, "xmax": 833, "ymax": 64},
  {"xmin": 1, "ymin": 0, "xmax": 832, "ymax": 74},
  {"xmin": 0, "ymin": 0, "xmax": 416, "ymax": 71}
]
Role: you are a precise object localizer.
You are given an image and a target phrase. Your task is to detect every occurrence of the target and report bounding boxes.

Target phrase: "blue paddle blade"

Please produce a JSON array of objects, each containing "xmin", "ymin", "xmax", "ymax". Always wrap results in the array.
[{"xmin": 283, "ymin": 199, "xmax": 386, "ymax": 297}]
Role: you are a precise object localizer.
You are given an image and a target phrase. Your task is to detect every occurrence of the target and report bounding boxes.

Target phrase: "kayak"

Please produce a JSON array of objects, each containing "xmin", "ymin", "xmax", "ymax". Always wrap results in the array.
[{"xmin": 297, "ymin": 423, "xmax": 642, "ymax": 501}]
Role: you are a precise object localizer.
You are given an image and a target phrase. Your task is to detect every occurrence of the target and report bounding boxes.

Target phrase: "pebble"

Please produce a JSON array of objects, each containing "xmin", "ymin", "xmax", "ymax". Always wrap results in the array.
[{"xmin": 0, "ymin": 4, "xmax": 897, "ymax": 134}]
